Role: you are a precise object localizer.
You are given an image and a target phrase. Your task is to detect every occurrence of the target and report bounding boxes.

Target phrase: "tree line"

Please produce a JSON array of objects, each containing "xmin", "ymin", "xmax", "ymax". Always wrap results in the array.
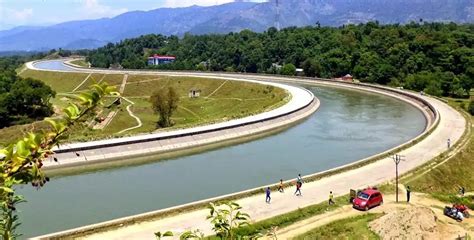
[
  {"xmin": 0, "ymin": 55, "xmax": 56, "ymax": 129},
  {"xmin": 87, "ymin": 22, "xmax": 473, "ymax": 99}
]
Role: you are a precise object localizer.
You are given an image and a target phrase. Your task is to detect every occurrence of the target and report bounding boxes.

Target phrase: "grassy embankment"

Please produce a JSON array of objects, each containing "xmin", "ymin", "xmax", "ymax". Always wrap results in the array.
[
  {"xmin": 0, "ymin": 69, "xmax": 289, "ymax": 145},
  {"xmin": 293, "ymin": 213, "xmax": 382, "ymax": 240},
  {"xmin": 234, "ymin": 196, "xmax": 350, "ymax": 237},
  {"xmin": 404, "ymin": 97, "xmax": 474, "ymax": 208},
  {"xmin": 69, "ymin": 59, "xmax": 89, "ymax": 67}
]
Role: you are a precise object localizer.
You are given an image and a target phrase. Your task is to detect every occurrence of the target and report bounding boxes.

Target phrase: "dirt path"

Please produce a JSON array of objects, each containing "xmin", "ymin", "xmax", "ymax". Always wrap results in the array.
[
  {"xmin": 72, "ymin": 73, "xmax": 92, "ymax": 92},
  {"xmin": 117, "ymin": 97, "xmax": 142, "ymax": 134},
  {"xmin": 206, "ymin": 80, "xmax": 228, "ymax": 98},
  {"xmin": 273, "ymin": 193, "xmax": 474, "ymax": 240}
]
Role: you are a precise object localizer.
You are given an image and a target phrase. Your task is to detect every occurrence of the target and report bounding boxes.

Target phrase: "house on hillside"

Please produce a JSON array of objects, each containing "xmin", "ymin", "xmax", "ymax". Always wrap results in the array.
[{"xmin": 147, "ymin": 54, "xmax": 176, "ymax": 65}]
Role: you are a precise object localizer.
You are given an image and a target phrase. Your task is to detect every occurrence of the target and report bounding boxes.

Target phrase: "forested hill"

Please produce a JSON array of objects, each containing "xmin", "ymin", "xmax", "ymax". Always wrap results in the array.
[
  {"xmin": 87, "ymin": 22, "xmax": 474, "ymax": 98},
  {"xmin": 1, "ymin": 0, "xmax": 473, "ymax": 51}
]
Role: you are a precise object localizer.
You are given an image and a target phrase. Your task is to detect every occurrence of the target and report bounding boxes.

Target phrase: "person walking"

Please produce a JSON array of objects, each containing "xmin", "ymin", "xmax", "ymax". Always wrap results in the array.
[
  {"xmin": 329, "ymin": 191, "xmax": 335, "ymax": 205},
  {"xmin": 297, "ymin": 174, "xmax": 303, "ymax": 186},
  {"xmin": 265, "ymin": 187, "xmax": 271, "ymax": 203},
  {"xmin": 294, "ymin": 174, "xmax": 303, "ymax": 196},
  {"xmin": 294, "ymin": 181, "xmax": 302, "ymax": 196},
  {"xmin": 406, "ymin": 185, "xmax": 411, "ymax": 203},
  {"xmin": 447, "ymin": 138, "xmax": 451, "ymax": 149},
  {"xmin": 278, "ymin": 179, "xmax": 284, "ymax": 193}
]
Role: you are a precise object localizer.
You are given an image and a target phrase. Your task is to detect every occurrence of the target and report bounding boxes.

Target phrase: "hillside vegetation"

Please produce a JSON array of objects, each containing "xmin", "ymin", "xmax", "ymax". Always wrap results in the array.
[
  {"xmin": 0, "ymin": 55, "xmax": 55, "ymax": 129},
  {"xmin": 87, "ymin": 22, "xmax": 474, "ymax": 99}
]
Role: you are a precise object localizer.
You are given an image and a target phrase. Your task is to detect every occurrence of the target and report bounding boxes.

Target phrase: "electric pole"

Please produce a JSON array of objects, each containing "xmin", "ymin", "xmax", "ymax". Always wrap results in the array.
[
  {"xmin": 275, "ymin": 0, "xmax": 281, "ymax": 31},
  {"xmin": 392, "ymin": 154, "xmax": 405, "ymax": 202}
]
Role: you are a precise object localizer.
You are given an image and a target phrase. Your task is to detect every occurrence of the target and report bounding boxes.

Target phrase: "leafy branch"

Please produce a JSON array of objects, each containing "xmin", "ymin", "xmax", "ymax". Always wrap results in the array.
[{"xmin": 0, "ymin": 83, "xmax": 119, "ymax": 239}]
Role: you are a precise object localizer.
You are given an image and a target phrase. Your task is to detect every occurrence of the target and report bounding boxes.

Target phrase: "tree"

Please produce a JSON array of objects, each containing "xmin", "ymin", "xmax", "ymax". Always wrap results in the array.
[
  {"xmin": 0, "ymin": 83, "xmax": 118, "ymax": 239},
  {"xmin": 302, "ymin": 58, "xmax": 322, "ymax": 77},
  {"xmin": 469, "ymin": 101, "xmax": 474, "ymax": 116},
  {"xmin": 0, "ymin": 69, "xmax": 55, "ymax": 128},
  {"xmin": 85, "ymin": 23, "xmax": 474, "ymax": 97},
  {"xmin": 280, "ymin": 63, "xmax": 296, "ymax": 76},
  {"xmin": 6, "ymin": 78, "xmax": 55, "ymax": 120},
  {"xmin": 150, "ymin": 87, "xmax": 179, "ymax": 128}
]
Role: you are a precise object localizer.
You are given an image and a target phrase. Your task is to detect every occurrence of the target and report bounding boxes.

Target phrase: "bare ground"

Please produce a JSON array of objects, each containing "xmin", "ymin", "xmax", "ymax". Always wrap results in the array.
[{"xmin": 272, "ymin": 193, "xmax": 474, "ymax": 240}]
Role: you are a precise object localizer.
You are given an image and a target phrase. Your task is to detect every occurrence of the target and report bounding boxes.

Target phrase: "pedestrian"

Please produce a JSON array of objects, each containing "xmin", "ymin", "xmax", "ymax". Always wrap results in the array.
[
  {"xmin": 460, "ymin": 186, "xmax": 465, "ymax": 196},
  {"xmin": 278, "ymin": 179, "xmax": 284, "ymax": 193},
  {"xmin": 265, "ymin": 187, "xmax": 271, "ymax": 203},
  {"xmin": 406, "ymin": 185, "xmax": 411, "ymax": 203},
  {"xmin": 294, "ymin": 181, "xmax": 302, "ymax": 196},
  {"xmin": 329, "ymin": 191, "xmax": 335, "ymax": 205},
  {"xmin": 447, "ymin": 138, "xmax": 451, "ymax": 148},
  {"xmin": 297, "ymin": 174, "xmax": 303, "ymax": 186}
]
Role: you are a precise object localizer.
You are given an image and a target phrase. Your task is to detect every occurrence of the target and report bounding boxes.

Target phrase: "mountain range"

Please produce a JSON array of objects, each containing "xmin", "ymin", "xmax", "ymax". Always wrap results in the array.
[{"xmin": 0, "ymin": 0, "xmax": 473, "ymax": 51}]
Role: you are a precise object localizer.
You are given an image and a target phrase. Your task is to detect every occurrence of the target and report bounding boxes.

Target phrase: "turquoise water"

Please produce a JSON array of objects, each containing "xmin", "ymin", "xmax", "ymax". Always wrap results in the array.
[{"xmin": 16, "ymin": 83, "xmax": 426, "ymax": 238}]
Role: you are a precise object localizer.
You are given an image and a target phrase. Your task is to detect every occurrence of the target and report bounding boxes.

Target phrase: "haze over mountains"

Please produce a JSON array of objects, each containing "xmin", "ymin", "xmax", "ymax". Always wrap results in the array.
[{"xmin": 1, "ymin": 0, "xmax": 473, "ymax": 51}]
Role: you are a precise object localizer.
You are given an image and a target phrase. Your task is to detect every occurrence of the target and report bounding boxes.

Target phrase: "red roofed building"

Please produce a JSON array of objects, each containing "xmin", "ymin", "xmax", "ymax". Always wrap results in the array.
[{"xmin": 148, "ymin": 54, "xmax": 176, "ymax": 65}]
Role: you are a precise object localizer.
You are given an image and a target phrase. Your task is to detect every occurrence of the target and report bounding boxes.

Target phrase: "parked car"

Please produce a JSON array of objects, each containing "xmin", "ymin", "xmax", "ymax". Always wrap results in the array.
[{"xmin": 352, "ymin": 188, "xmax": 383, "ymax": 211}]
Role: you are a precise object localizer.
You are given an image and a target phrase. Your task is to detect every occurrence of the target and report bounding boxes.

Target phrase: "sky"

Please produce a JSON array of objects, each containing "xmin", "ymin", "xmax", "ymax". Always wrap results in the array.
[{"xmin": 0, "ymin": 0, "xmax": 267, "ymax": 30}]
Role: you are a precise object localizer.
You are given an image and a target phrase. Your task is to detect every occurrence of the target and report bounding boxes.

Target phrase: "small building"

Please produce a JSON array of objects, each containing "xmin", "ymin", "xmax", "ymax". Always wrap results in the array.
[
  {"xmin": 189, "ymin": 88, "xmax": 201, "ymax": 98},
  {"xmin": 147, "ymin": 54, "xmax": 176, "ymax": 66},
  {"xmin": 296, "ymin": 68, "xmax": 304, "ymax": 76},
  {"xmin": 341, "ymin": 74, "xmax": 353, "ymax": 81}
]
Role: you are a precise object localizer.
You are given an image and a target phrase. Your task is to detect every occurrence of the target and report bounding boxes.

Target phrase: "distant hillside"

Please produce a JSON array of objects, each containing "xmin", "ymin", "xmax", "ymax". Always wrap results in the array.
[{"xmin": 0, "ymin": 0, "xmax": 473, "ymax": 51}]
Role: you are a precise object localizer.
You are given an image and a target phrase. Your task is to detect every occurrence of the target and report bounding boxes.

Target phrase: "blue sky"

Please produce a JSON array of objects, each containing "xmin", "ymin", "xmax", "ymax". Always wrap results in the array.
[{"xmin": 0, "ymin": 0, "xmax": 267, "ymax": 30}]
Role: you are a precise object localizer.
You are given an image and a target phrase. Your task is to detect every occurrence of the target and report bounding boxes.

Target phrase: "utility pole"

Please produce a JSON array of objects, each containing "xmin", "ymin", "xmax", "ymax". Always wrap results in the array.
[
  {"xmin": 275, "ymin": 0, "xmax": 281, "ymax": 31},
  {"xmin": 392, "ymin": 154, "xmax": 405, "ymax": 202}
]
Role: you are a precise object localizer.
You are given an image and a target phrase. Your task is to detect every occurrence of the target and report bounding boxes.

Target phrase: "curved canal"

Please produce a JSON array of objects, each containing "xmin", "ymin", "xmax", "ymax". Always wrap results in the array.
[{"xmin": 17, "ymin": 62, "xmax": 426, "ymax": 238}]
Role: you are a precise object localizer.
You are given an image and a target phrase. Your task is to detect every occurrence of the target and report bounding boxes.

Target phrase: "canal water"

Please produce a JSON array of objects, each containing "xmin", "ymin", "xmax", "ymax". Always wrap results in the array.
[{"xmin": 16, "ymin": 83, "xmax": 426, "ymax": 238}]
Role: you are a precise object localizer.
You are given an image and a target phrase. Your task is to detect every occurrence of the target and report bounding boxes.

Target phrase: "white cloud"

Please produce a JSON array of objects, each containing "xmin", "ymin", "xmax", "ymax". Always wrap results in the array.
[
  {"xmin": 80, "ymin": 0, "xmax": 128, "ymax": 18},
  {"xmin": 3, "ymin": 7, "xmax": 33, "ymax": 21},
  {"xmin": 12, "ymin": 8, "xmax": 33, "ymax": 20}
]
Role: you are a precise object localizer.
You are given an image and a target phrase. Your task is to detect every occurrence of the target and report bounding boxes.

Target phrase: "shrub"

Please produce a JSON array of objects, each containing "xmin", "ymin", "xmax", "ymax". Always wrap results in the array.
[{"xmin": 468, "ymin": 101, "xmax": 474, "ymax": 115}]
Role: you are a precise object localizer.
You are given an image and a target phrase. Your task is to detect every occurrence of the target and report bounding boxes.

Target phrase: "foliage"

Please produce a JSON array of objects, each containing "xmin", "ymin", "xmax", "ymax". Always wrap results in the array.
[
  {"xmin": 469, "ymin": 101, "xmax": 474, "ymax": 115},
  {"xmin": 150, "ymin": 87, "xmax": 179, "ymax": 128},
  {"xmin": 280, "ymin": 63, "xmax": 296, "ymax": 76},
  {"xmin": 155, "ymin": 201, "xmax": 250, "ymax": 240},
  {"xmin": 0, "ymin": 58, "xmax": 56, "ymax": 129},
  {"xmin": 0, "ymin": 83, "xmax": 118, "ymax": 239},
  {"xmin": 154, "ymin": 231, "xmax": 173, "ymax": 239},
  {"xmin": 207, "ymin": 201, "xmax": 250, "ymax": 239},
  {"xmin": 293, "ymin": 213, "xmax": 382, "ymax": 240},
  {"xmin": 87, "ymin": 22, "xmax": 473, "ymax": 97}
]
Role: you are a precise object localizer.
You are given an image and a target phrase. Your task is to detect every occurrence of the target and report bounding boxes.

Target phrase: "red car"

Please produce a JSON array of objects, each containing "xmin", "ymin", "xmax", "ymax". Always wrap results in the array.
[{"xmin": 353, "ymin": 188, "xmax": 383, "ymax": 211}]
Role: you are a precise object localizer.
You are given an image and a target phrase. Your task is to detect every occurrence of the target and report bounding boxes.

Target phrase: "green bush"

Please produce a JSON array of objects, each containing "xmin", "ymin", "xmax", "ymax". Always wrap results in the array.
[
  {"xmin": 469, "ymin": 101, "xmax": 474, "ymax": 115},
  {"xmin": 280, "ymin": 63, "xmax": 296, "ymax": 76}
]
